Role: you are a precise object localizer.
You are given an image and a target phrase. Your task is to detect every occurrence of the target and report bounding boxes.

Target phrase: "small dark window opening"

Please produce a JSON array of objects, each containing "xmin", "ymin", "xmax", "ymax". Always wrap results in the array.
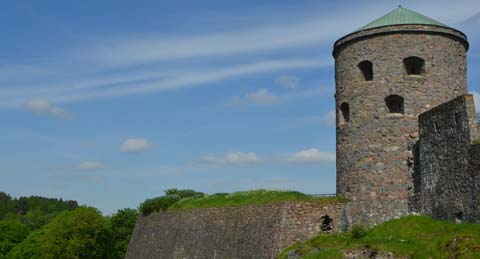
[
  {"xmin": 454, "ymin": 211, "xmax": 464, "ymax": 223},
  {"xmin": 404, "ymin": 56, "xmax": 425, "ymax": 75},
  {"xmin": 321, "ymin": 214, "xmax": 333, "ymax": 231},
  {"xmin": 454, "ymin": 112, "xmax": 461, "ymax": 125},
  {"xmin": 385, "ymin": 95, "xmax": 404, "ymax": 114},
  {"xmin": 358, "ymin": 60, "xmax": 373, "ymax": 81},
  {"xmin": 434, "ymin": 121, "xmax": 439, "ymax": 132},
  {"xmin": 340, "ymin": 103, "xmax": 350, "ymax": 123}
]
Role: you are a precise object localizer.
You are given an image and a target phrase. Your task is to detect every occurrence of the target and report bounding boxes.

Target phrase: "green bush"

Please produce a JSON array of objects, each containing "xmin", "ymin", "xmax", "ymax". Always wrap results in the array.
[
  {"xmin": 351, "ymin": 225, "xmax": 367, "ymax": 239},
  {"xmin": 139, "ymin": 189, "xmax": 205, "ymax": 215}
]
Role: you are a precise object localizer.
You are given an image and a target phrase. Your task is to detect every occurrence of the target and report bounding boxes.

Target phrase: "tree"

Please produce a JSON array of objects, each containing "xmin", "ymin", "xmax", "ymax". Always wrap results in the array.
[
  {"xmin": 5, "ymin": 229, "xmax": 44, "ymax": 259},
  {"xmin": 0, "ymin": 193, "xmax": 12, "ymax": 220},
  {"xmin": 108, "ymin": 208, "xmax": 139, "ymax": 259},
  {"xmin": 15, "ymin": 198, "xmax": 28, "ymax": 216},
  {"xmin": 0, "ymin": 220, "xmax": 30, "ymax": 257},
  {"xmin": 40, "ymin": 207, "xmax": 109, "ymax": 259}
]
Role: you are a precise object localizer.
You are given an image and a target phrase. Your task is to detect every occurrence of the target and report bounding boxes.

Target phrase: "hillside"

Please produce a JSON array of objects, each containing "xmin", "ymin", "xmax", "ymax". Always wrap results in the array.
[{"xmin": 280, "ymin": 216, "xmax": 480, "ymax": 259}]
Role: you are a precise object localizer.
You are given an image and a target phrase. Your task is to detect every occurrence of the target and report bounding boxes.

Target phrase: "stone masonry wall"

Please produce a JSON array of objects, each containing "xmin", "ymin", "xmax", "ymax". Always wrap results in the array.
[
  {"xmin": 415, "ymin": 95, "xmax": 480, "ymax": 222},
  {"xmin": 125, "ymin": 202, "xmax": 346, "ymax": 259},
  {"xmin": 334, "ymin": 24, "xmax": 468, "ymax": 225}
]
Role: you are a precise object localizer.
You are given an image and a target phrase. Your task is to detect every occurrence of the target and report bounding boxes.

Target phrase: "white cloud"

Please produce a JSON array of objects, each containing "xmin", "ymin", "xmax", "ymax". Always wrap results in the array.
[
  {"xmin": 25, "ymin": 100, "xmax": 72, "ymax": 119},
  {"xmin": 121, "ymin": 138, "xmax": 152, "ymax": 153},
  {"xmin": 276, "ymin": 75, "xmax": 300, "ymax": 89},
  {"xmin": 78, "ymin": 161, "xmax": 105, "ymax": 171},
  {"xmin": 472, "ymin": 91, "xmax": 480, "ymax": 112},
  {"xmin": 202, "ymin": 152, "xmax": 261, "ymax": 165},
  {"xmin": 245, "ymin": 89, "xmax": 278, "ymax": 105},
  {"xmin": 323, "ymin": 110, "xmax": 336, "ymax": 127},
  {"xmin": 287, "ymin": 148, "xmax": 335, "ymax": 164}
]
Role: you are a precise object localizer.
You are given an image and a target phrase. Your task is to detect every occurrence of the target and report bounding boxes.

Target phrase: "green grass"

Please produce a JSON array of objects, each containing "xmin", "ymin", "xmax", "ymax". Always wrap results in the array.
[
  {"xmin": 279, "ymin": 216, "xmax": 480, "ymax": 259},
  {"xmin": 168, "ymin": 190, "xmax": 346, "ymax": 210}
]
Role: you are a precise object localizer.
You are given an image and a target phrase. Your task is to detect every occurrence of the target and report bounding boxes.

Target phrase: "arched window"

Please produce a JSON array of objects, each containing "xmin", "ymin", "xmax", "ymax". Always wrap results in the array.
[
  {"xmin": 358, "ymin": 60, "xmax": 373, "ymax": 81},
  {"xmin": 340, "ymin": 102, "xmax": 350, "ymax": 123},
  {"xmin": 385, "ymin": 95, "xmax": 404, "ymax": 114},
  {"xmin": 404, "ymin": 56, "xmax": 425, "ymax": 75}
]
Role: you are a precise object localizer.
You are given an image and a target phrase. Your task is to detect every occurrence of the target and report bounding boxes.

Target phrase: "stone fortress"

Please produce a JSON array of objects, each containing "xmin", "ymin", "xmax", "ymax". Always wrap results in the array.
[{"xmin": 126, "ymin": 7, "xmax": 480, "ymax": 258}]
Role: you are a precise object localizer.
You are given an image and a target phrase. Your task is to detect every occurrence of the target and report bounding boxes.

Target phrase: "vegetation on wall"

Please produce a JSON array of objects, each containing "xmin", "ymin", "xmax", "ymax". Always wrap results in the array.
[
  {"xmin": 279, "ymin": 216, "xmax": 480, "ymax": 259},
  {"xmin": 139, "ymin": 188, "xmax": 205, "ymax": 215},
  {"xmin": 140, "ymin": 189, "xmax": 347, "ymax": 215}
]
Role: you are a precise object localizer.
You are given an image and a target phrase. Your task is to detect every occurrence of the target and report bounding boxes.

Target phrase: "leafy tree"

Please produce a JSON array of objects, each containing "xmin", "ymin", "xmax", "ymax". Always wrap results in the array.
[
  {"xmin": 15, "ymin": 198, "xmax": 28, "ymax": 216},
  {"xmin": 107, "ymin": 208, "xmax": 139, "ymax": 259},
  {"xmin": 0, "ymin": 193, "xmax": 12, "ymax": 220},
  {"xmin": 5, "ymin": 229, "xmax": 44, "ymax": 259},
  {"xmin": 0, "ymin": 220, "xmax": 30, "ymax": 256},
  {"xmin": 40, "ymin": 207, "xmax": 109, "ymax": 259}
]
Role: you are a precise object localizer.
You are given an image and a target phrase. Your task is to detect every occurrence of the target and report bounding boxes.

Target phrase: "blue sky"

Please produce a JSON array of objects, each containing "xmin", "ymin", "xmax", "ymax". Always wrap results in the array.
[{"xmin": 1, "ymin": 0, "xmax": 480, "ymax": 214}]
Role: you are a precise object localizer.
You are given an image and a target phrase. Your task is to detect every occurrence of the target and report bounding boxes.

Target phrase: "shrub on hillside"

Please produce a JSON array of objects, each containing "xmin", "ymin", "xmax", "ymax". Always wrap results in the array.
[
  {"xmin": 139, "ymin": 189, "xmax": 205, "ymax": 215},
  {"xmin": 351, "ymin": 225, "xmax": 367, "ymax": 239}
]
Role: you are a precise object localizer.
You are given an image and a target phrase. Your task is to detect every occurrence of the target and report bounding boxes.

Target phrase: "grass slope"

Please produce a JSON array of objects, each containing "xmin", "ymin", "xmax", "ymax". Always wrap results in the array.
[
  {"xmin": 168, "ymin": 190, "xmax": 345, "ymax": 210},
  {"xmin": 279, "ymin": 216, "xmax": 480, "ymax": 259}
]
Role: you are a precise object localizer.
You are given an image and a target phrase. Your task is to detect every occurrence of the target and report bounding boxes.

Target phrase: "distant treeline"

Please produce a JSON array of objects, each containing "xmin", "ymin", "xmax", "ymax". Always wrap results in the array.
[{"xmin": 0, "ymin": 192, "xmax": 138, "ymax": 259}]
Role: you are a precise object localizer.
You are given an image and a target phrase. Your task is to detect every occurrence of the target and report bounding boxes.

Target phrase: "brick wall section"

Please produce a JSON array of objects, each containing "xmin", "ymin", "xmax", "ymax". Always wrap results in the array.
[
  {"xmin": 125, "ymin": 202, "xmax": 346, "ymax": 259},
  {"xmin": 333, "ymin": 24, "xmax": 468, "ymax": 225},
  {"xmin": 415, "ymin": 95, "xmax": 480, "ymax": 222}
]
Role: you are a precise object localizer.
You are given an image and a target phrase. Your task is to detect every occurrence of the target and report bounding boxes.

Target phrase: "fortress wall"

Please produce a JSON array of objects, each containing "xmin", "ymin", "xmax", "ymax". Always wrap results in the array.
[
  {"xmin": 416, "ymin": 95, "xmax": 479, "ymax": 222},
  {"xmin": 125, "ymin": 202, "xmax": 346, "ymax": 259}
]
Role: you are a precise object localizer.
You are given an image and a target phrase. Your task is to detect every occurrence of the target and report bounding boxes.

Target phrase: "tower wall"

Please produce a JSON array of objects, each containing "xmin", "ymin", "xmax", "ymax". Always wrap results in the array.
[{"xmin": 334, "ymin": 25, "xmax": 468, "ymax": 224}]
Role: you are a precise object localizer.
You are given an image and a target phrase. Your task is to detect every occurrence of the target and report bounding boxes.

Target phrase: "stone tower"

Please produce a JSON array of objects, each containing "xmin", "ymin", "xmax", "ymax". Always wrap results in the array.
[{"xmin": 333, "ymin": 7, "xmax": 469, "ymax": 224}]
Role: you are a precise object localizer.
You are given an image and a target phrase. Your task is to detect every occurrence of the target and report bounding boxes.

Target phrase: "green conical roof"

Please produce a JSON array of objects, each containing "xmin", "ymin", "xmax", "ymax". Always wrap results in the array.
[{"xmin": 357, "ymin": 6, "xmax": 450, "ymax": 31}]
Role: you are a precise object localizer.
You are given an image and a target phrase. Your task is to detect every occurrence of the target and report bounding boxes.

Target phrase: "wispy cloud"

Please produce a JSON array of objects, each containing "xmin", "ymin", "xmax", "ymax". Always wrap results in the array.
[
  {"xmin": 121, "ymin": 138, "xmax": 152, "ymax": 153},
  {"xmin": 323, "ymin": 110, "xmax": 336, "ymax": 127},
  {"xmin": 1, "ymin": 59, "xmax": 328, "ymax": 109},
  {"xmin": 78, "ymin": 161, "xmax": 105, "ymax": 171},
  {"xmin": 245, "ymin": 89, "xmax": 279, "ymax": 105},
  {"xmin": 86, "ymin": 17, "xmax": 352, "ymax": 67},
  {"xmin": 232, "ymin": 89, "xmax": 279, "ymax": 106},
  {"xmin": 4, "ymin": 1, "xmax": 475, "ymax": 111},
  {"xmin": 276, "ymin": 75, "xmax": 300, "ymax": 89},
  {"xmin": 287, "ymin": 148, "xmax": 335, "ymax": 164},
  {"xmin": 25, "ymin": 100, "xmax": 72, "ymax": 119},
  {"xmin": 202, "ymin": 152, "xmax": 262, "ymax": 165}
]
